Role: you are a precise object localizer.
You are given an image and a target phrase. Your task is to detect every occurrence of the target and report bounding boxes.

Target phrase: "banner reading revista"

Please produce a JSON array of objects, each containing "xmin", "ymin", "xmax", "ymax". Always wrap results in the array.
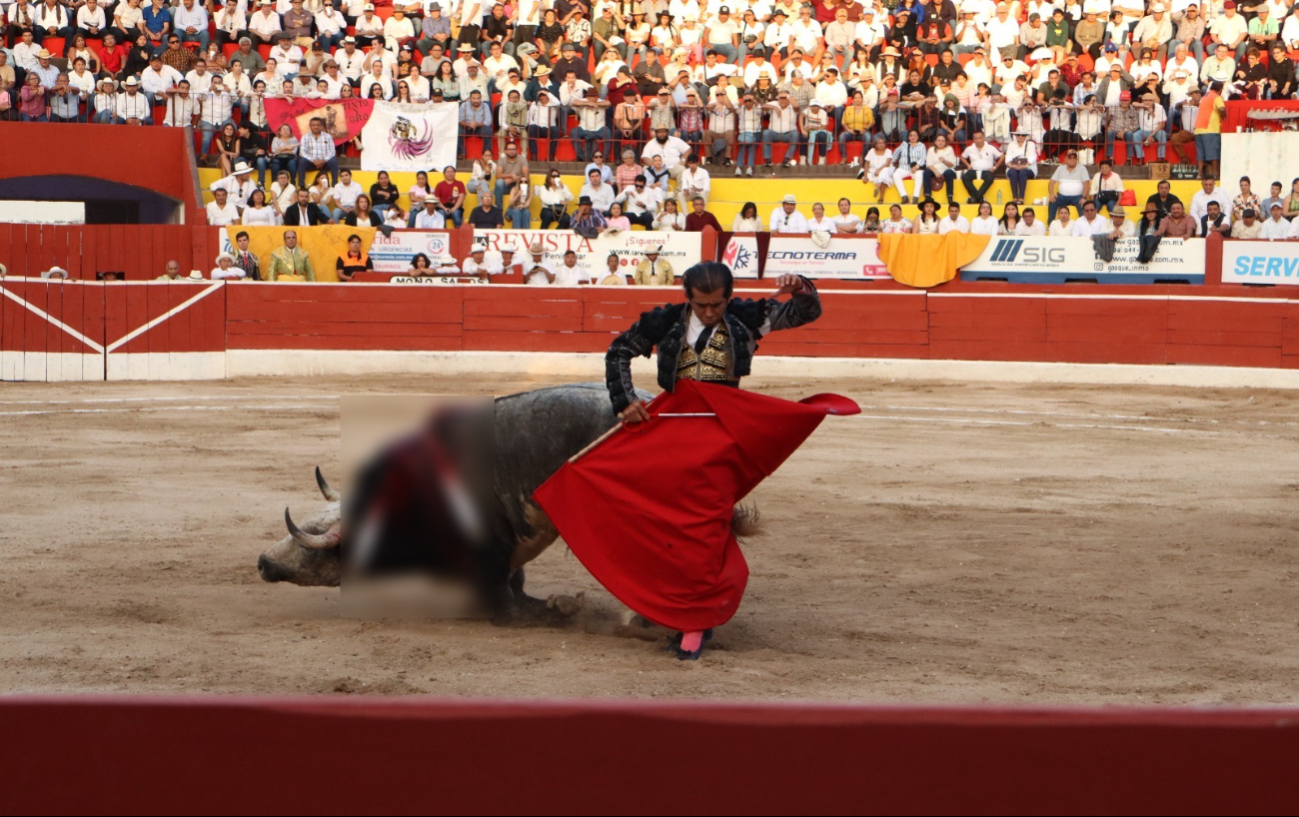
[
  {"xmin": 361, "ymin": 101, "xmax": 459, "ymax": 173},
  {"xmin": 473, "ymin": 230, "xmax": 701, "ymax": 282},
  {"xmin": 1221, "ymin": 240, "xmax": 1299, "ymax": 285}
]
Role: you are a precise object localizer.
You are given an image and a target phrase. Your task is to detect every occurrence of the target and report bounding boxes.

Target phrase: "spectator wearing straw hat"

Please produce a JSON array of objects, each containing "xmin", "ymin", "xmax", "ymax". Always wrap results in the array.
[
  {"xmin": 769, "ymin": 194, "xmax": 809, "ymax": 233},
  {"xmin": 210, "ymin": 161, "xmax": 258, "ymax": 212},
  {"xmin": 524, "ymin": 243, "xmax": 556, "ymax": 286},
  {"xmin": 211, "ymin": 253, "xmax": 248, "ymax": 281}
]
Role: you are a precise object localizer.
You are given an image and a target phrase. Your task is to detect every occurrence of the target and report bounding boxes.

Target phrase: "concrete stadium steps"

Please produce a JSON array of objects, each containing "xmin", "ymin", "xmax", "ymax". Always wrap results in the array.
[{"xmin": 197, "ymin": 168, "xmax": 1204, "ymax": 227}]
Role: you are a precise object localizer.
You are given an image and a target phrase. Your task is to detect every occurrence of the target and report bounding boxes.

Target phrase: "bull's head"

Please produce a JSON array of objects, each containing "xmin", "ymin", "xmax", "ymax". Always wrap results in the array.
[{"xmin": 257, "ymin": 467, "xmax": 344, "ymax": 587}]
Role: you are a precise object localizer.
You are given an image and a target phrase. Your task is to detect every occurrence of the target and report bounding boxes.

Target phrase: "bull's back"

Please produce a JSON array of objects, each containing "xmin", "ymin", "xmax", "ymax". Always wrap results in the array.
[{"xmin": 492, "ymin": 383, "xmax": 649, "ymax": 562}]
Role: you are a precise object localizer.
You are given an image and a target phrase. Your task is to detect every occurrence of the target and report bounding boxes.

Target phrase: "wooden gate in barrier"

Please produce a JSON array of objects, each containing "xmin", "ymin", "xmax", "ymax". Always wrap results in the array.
[{"xmin": 0, "ymin": 278, "xmax": 227, "ymax": 382}]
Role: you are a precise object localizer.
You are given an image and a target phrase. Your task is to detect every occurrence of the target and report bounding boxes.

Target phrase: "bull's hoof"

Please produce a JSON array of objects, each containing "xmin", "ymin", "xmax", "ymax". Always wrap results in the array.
[{"xmin": 545, "ymin": 591, "xmax": 585, "ymax": 617}]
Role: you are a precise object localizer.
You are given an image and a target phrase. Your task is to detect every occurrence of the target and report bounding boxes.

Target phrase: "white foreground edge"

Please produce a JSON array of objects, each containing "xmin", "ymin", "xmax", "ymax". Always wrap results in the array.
[{"xmin": 227, "ymin": 350, "xmax": 1299, "ymax": 391}]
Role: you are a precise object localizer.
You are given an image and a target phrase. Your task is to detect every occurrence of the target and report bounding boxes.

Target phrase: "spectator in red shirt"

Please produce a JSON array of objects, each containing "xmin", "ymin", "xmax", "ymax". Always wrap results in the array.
[
  {"xmin": 685, "ymin": 197, "xmax": 722, "ymax": 232},
  {"xmin": 433, "ymin": 165, "xmax": 467, "ymax": 227},
  {"xmin": 96, "ymin": 32, "xmax": 128, "ymax": 77},
  {"xmin": 606, "ymin": 67, "xmax": 635, "ymax": 108}
]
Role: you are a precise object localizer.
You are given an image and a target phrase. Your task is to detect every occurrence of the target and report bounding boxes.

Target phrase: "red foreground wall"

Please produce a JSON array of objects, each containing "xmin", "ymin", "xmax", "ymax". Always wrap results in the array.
[{"xmin": 2, "ymin": 698, "xmax": 1297, "ymax": 815}]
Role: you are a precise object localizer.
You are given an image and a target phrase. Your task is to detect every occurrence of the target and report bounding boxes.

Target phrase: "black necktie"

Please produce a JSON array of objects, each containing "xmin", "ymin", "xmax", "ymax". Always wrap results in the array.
[{"xmin": 694, "ymin": 324, "xmax": 713, "ymax": 355}]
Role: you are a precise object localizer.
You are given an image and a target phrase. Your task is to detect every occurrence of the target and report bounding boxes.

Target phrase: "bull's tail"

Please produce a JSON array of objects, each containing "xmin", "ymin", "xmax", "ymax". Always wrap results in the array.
[{"xmin": 731, "ymin": 503, "xmax": 763, "ymax": 539}]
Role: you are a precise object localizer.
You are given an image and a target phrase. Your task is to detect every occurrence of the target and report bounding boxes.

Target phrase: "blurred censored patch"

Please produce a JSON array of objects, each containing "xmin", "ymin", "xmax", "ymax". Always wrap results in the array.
[{"xmin": 340, "ymin": 394, "xmax": 497, "ymax": 619}]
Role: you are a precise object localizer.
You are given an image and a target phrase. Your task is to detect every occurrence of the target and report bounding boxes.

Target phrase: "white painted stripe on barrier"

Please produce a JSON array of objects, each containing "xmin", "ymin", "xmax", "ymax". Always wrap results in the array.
[
  {"xmin": 104, "ymin": 283, "xmax": 224, "ymax": 353},
  {"xmin": 105, "ymin": 352, "xmax": 227, "ymax": 381},
  {"xmin": 0, "ymin": 285, "xmax": 106, "ymax": 353}
]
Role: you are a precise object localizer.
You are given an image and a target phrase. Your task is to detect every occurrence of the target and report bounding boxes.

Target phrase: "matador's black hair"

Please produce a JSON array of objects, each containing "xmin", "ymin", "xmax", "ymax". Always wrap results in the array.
[{"xmin": 682, "ymin": 262, "xmax": 734, "ymax": 299}]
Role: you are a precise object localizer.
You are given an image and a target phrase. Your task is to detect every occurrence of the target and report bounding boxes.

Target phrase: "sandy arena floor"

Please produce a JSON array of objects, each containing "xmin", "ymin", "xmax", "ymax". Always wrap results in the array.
[{"xmin": 2, "ymin": 372, "xmax": 1298, "ymax": 704}]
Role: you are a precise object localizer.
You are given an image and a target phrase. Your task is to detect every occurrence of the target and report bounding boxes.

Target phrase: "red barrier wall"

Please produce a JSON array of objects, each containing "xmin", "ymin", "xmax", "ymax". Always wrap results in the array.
[
  {"xmin": 0, "ymin": 224, "xmax": 223, "ymax": 281},
  {"xmin": 0, "ymin": 278, "xmax": 226, "ymax": 381},
  {"xmin": 0, "ymin": 122, "xmax": 206, "ymax": 224},
  {"xmin": 1, "ymin": 698, "xmax": 1296, "ymax": 815},
  {"xmin": 224, "ymin": 283, "xmax": 1299, "ymax": 371},
  {"xmin": 12, "ymin": 270, "xmax": 1299, "ymax": 380}
]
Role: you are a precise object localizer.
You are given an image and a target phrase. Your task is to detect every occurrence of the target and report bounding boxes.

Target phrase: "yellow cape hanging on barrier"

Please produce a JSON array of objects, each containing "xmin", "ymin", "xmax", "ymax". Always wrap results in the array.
[{"xmin": 876, "ymin": 233, "xmax": 992, "ymax": 288}]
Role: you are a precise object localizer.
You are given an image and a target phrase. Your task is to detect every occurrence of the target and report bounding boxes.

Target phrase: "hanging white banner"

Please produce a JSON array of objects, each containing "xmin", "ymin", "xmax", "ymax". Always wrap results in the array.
[{"xmin": 360, "ymin": 101, "xmax": 459, "ymax": 173}]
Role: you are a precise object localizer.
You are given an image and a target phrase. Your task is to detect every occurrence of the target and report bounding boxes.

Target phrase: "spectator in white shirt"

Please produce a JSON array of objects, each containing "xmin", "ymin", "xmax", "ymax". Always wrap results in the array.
[
  {"xmin": 641, "ymin": 126, "xmax": 693, "ymax": 179},
  {"xmin": 175, "ymin": 0, "xmax": 211, "ymax": 50},
  {"xmin": 679, "ymin": 154, "xmax": 711, "ymax": 204},
  {"xmin": 114, "ymin": 77, "xmax": 153, "ymax": 124},
  {"xmin": 1071, "ymin": 200, "xmax": 1112, "ymax": 236},
  {"xmin": 211, "ymin": 253, "xmax": 248, "ymax": 280},
  {"xmin": 1189, "ymin": 177, "xmax": 1233, "ymax": 226},
  {"xmin": 248, "ymin": 1, "xmax": 283, "ymax": 48},
  {"xmin": 1104, "ymin": 205, "xmax": 1137, "ymax": 239},
  {"xmin": 961, "ymin": 131, "xmax": 1003, "ymax": 204},
  {"xmin": 209, "ymin": 160, "xmax": 258, "ymax": 210},
  {"xmin": 1015, "ymin": 208, "xmax": 1048, "ymax": 236},
  {"xmin": 1260, "ymin": 204, "xmax": 1293, "ymax": 239},
  {"xmin": 76, "ymin": 0, "xmax": 107, "ymax": 38},
  {"xmin": 316, "ymin": 0, "xmax": 348, "ymax": 50},
  {"xmin": 270, "ymin": 35, "xmax": 304, "ymax": 77},
  {"xmin": 523, "ymin": 245, "xmax": 556, "ymax": 285},
  {"xmin": 1048, "ymin": 205, "xmax": 1075, "ymax": 236},
  {"xmin": 206, "ymin": 189, "xmax": 241, "ymax": 227},
  {"xmin": 579, "ymin": 170, "xmax": 615, "ymax": 215},
  {"xmin": 969, "ymin": 201, "xmax": 1001, "ymax": 235},
  {"xmin": 831, "ymin": 197, "xmax": 862, "ymax": 233},
  {"xmin": 327, "ymin": 169, "xmax": 365, "ymax": 222},
  {"xmin": 769, "ymin": 194, "xmax": 810, "ymax": 233},
  {"xmin": 807, "ymin": 202, "xmax": 838, "ymax": 233},
  {"xmin": 140, "ymin": 54, "xmax": 183, "ymax": 104},
  {"xmin": 410, "ymin": 198, "xmax": 444, "ymax": 229},
  {"xmin": 938, "ymin": 202, "xmax": 971, "ymax": 234}
]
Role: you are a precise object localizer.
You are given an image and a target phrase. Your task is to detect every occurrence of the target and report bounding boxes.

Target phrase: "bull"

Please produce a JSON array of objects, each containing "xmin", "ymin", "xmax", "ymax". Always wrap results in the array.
[{"xmin": 257, "ymin": 383, "xmax": 651, "ymax": 620}]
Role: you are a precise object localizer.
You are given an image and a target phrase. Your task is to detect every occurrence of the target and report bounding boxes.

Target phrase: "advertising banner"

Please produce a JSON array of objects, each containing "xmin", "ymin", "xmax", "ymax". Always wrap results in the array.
[
  {"xmin": 722, "ymin": 234, "xmax": 761, "ymax": 278},
  {"xmin": 961, "ymin": 236, "xmax": 1205, "ymax": 284},
  {"xmin": 367, "ymin": 230, "xmax": 456, "ymax": 273},
  {"xmin": 762, "ymin": 235, "xmax": 890, "ymax": 280},
  {"xmin": 1221, "ymin": 240, "xmax": 1299, "ymax": 285},
  {"xmin": 473, "ymin": 230, "xmax": 701, "ymax": 282}
]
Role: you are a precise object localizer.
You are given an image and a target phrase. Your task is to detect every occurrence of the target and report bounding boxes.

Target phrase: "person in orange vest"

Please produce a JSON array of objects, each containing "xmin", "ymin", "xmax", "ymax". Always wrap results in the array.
[{"xmin": 1193, "ymin": 80, "xmax": 1227, "ymax": 180}]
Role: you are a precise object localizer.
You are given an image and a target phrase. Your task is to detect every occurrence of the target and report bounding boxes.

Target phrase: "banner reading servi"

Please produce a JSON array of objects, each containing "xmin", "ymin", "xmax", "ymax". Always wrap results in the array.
[
  {"xmin": 473, "ymin": 230, "xmax": 701, "ymax": 282},
  {"xmin": 962, "ymin": 236, "xmax": 1205, "ymax": 284},
  {"xmin": 1221, "ymin": 240, "xmax": 1299, "ymax": 285}
]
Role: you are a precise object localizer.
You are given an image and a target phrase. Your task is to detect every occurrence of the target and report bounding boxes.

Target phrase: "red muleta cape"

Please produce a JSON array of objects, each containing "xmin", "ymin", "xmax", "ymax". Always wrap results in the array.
[{"xmin": 532, "ymin": 380, "xmax": 859, "ymax": 632}]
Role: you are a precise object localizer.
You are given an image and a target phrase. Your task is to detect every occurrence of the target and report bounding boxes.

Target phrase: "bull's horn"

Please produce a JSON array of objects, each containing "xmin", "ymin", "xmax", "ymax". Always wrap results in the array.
[
  {"xmin": 315, "ymin": 466, "xmax": 340, "ymax": 502},
  {"xmin": 285, "ymin": 507, "xmax": 337, "ymax": 550}
]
